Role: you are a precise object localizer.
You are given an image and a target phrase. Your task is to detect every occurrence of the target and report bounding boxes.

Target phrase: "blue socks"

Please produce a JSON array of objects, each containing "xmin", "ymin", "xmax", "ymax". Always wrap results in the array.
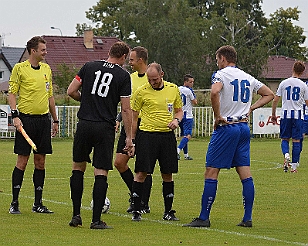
[
  {"xmin": 292, "ymin": 142, "xmax": 301, "ymax": 163},
  {"xmin": 241, "ymin": 177, "xmax": 254, "ymax": 222},
  {"xmin": 199, "ymin": 179, "xmax": 217, "ymax": 221},
  {"xmin": 199, "ymin": 177, "xmax": 254, "ymax": 222},
  {"xmin": 183, "ymin": 145, "xmax": 188, "ymax": 155},
  {"xmin": 281, "ymin": 139, "xmax": 289, "ymax": 155},
  {"xmin": 281, "ymin": 140, "xmax": 301, "ymax": 163},
  {"xmin": 178, "ymin": 137, "xmax": 189, "ymax": 151}
]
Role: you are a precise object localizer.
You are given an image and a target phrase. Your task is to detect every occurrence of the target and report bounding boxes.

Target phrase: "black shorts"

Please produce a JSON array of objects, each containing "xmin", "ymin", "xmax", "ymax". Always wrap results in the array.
[
  {"xmin": 14, "ymin": 113, "xmax": 52, "ymax": 155},
  {"xmin": 73, "ymin": 119, "xmax": 115, "ymax": 170},
  {"xmin": 134, "ymin": 130, "xmax": 178, "ymax": 174},
  {"xmin": 116, "ymin": 118, "xmax": 141, "ymax": 154}
]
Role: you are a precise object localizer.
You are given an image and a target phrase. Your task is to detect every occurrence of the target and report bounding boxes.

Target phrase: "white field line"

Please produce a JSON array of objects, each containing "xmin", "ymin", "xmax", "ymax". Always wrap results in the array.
[
  {"xmin": 1, "ymin": 191, "xmax": 307, "ymax": 246},
  {"xmin": 2, "ymin": 160, "xmax": 304, "ymax": 245}
]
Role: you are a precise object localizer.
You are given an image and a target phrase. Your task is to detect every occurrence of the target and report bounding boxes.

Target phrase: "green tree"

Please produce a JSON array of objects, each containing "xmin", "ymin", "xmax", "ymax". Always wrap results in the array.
[
  {"xmin": 77, "ymin": 0, "xmax": 215, "ymax": 87},
  {"xmin": 187, "ymin": 0, "xmax": 269, "ymax": 78},
  {"xmin": 188, "ymin": 0, "xmax": 267, "ymax": 28},
  {"xmin": 75, "ymin": 0, "xmax": 307, "ymax": 89},
  {"xmin": 53, "ymin": 63, "xmax": 79, "ymax": 94},
  {"xmin": 128, "ymin": 0, "xmax": 211, "ymax": 85},
  {"xmin": 76, "ymin": 0, "xmax": 126, "ymax": 38},
  {"xmin": 53, "ymin": 63, "xmax": 80, "ymax": 105},
  {"xmin": 261, "ymin": 7, "xmax": 307, "ymax": 61},
  {"xmin": 216, "ymin": 7, "xmax": 269, "ymax": 77}
]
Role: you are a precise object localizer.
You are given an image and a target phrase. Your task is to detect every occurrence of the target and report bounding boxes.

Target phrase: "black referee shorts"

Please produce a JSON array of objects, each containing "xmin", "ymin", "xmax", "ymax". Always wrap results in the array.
[
  {"xmin": 14, "ymin": 113, "xmax": 52, "ymax": 155},
  {"xmin": 116, "ymin": 118, "xmax": 141, "ymax": 154},
  {"xmin": 73, "ymin": 119, "xmax": 115, "ymax": 170},
  {"xmin": 134, "ymin": 130, "xmax": 178, "ymax": 174}
]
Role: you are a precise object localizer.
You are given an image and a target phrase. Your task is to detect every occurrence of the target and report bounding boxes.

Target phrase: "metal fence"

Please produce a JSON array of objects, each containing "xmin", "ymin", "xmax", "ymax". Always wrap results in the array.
[
  {"xmin": 56, "ymin": 105, "xmax": 79, "ymax": 138},
  {"xmin": 0, "ymin": 106, "xmax": 279, "ymax": 139},
  {"xmin": 53, "ymin": 106, "xmax": 215, "ymax": 138}
]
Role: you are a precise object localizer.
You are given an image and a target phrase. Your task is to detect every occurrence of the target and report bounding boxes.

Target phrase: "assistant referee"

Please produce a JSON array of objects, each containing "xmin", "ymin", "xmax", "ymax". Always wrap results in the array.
[{"xmin": 8, "ymin": 36, "xmax": 58, "ymax": 214}]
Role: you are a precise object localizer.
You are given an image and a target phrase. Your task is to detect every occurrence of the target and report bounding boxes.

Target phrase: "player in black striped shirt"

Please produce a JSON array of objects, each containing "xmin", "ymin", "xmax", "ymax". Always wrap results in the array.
[{"xmin": 67, "ymin": 42, "xmax": 135, "ymax": 229}]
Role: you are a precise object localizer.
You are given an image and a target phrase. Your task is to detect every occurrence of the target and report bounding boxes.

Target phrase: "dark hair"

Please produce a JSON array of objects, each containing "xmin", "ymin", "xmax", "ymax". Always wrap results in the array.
[
  {"xmin": 109, "ymin": 41, "xmax": 130, "ymax": 59},
  {"xmin": 184, "ymin": 74, "xmax": 194, "ymax": 82},
  {"xmin": 132, "ymin": 46, "xmax": 148, "ymax": 63},
  {"xmin": 216, "ymin": 45, "xmax": 237, "ymax": 63},
  {"xmin": 293, "ymin": 61, "xmax": 305, "ymax": 75},
  {"xmin": 26, "ymin": 36, "xmax": 46, "ymax": 54}
]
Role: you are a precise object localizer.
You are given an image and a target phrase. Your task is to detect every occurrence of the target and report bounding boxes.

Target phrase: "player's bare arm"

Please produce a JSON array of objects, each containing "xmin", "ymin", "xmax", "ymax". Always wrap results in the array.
[
  {"xmin": 249, "ymin": 85, "xmax": 274, "ymax": 122},
  {"xmin": 271, "ymin": 95, "xmax": 280, "ymax": 124},
  {"xmin": 67, "ymin": 78, "xmax": 82, "ymax": 101},
  {"xmin": 132, "ymin": 110, "xmax": 139, "ymax": 139},
  {"xmin": 192, "ymin": 98, "xmax": 198, "ymax": 106},
  {"xmin": 251, "ymin": 85, "xmax": 274, "ymax": 113},
  {"xmin": 121, "ymin": 97, "xmax": 135, "ymax": 157},
  {"xmin": 211, "ymin": 82, "xmax": 227, "ymax": 129},
  {"xmin": 49, "ymin": 96, "xmax": 59, "ymax": 137}
]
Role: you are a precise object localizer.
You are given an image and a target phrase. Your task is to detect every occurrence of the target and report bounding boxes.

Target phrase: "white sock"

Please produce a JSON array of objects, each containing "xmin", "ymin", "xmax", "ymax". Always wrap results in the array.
[
  {"xmin": 291, "ymin": 163, "xmax": 298, "ymax": 170},
  {"xmin": 177, "ymin": 148, "xmax": 180, "ymax": 154}
]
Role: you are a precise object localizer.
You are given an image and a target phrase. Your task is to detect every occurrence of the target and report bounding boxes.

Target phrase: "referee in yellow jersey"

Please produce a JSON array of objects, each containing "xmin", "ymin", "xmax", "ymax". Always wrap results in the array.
[
  {"xmin": 8, "ymin": 36, "xmax": 58, "ymax": 214},
  {"xmin": 114, "ymin": 46, "xmax": 153, "ymax": 214},
  {"xmin": 130, "ymin": 62, "xmax": 183, "ymax": 221}
]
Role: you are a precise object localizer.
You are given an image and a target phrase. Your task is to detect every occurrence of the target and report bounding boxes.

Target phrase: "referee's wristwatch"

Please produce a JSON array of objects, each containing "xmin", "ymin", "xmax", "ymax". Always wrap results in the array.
[
  {"xmin": 11, "ymin": 109, "xmax": 19, "ymax": 119},
  {"xmin": 174, "ymin": 117, "xmax": 181, "ymax": 123}
]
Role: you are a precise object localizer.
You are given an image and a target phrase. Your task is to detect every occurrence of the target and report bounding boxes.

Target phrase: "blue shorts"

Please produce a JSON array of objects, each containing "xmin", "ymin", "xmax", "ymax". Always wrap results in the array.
[
  {"xmin": 179, "ymin": 118, "xmax": 193, "ymax": 136},
  {"xmin": 280, "ymin": 118, "xmax": 303, "ymax": 139},
  {"xmin": 206, "ymin": 122, "xmax": 250, "ymax": 169}
]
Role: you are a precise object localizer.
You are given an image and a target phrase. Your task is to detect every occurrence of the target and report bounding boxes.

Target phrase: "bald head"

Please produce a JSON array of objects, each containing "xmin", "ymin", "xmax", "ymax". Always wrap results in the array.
[{"xmin": 147, "ymin": 63, "xmax": 164, "ymax": 89}]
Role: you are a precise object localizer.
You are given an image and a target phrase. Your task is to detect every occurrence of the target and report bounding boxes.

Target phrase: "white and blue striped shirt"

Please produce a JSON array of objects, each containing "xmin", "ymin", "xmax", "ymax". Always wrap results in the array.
[
  {"xmin": 276, "ymin": 77, "xmax": 308, "ymax": 119},
  {"xmin": 211, "ymin": 66, "xmax": 264, "ymax": 119},
  {"xmin": 179, "ymin": 86, "xmax": 196, "ymax": 119}
]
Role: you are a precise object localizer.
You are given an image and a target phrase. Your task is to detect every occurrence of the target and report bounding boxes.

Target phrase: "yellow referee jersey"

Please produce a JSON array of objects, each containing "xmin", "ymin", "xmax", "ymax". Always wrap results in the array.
[
  {"xmin": 9, "ymin": 60, "xmax": 53, "ymax": 115},
  {"xmin": 131, "ymin": 71, "xmax": 148, "ymax": 95},
  {"xmin": 131, "ymin": 71, "xmax": 148, "ymax": 119},
  {"xmin": 131, "ymin": 80, "xmax": 182, "ymax": 132}
]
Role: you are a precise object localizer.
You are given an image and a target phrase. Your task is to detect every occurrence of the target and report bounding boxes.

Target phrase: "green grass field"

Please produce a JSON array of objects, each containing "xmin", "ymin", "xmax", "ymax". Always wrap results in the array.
[{"xmin": 0, "ymin": 137, "xmax": 307, "ymax": 246}]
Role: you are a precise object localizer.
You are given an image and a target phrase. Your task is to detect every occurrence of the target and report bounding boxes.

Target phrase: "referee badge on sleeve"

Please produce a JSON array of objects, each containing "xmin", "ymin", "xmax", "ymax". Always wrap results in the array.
[
  {"xmin": 167, "ymin": 103, "xmax": 173, "ymax": 113},
  {"xmin": 45, "ymin": 82, "xmax": 50, "ymax": 92}
]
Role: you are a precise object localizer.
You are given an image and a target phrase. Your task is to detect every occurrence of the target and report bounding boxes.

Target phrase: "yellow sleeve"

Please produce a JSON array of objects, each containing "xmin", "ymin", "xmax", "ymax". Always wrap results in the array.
[
  {"xmin": 8, "ymin": 65, "xmax": 20, "ymax": 95},
  {"xmin": 174, "ymin": 86, "xmax": 183, "ymax": 109},
  {"xmin": 47, "ymin": 68, "xmax": 53, "ymax": 98},
  {"xmin": 130, "ymin": 87, "xmax": 143, "ymax": 112}
]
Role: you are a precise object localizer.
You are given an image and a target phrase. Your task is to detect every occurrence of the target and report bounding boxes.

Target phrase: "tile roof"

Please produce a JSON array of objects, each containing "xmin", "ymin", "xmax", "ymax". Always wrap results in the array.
[
  {"xmin": 1, "ymin": 47, "xmax": 25, "ymax": 70},
  {"xmin": 262, "ymin": 55, "xmax": 308, "ymax": 80},
  {"xmin": 2, "ymin": 39, "xmax": 308, "ymax": 86},
  {"xmin": 41, "ymin": 35, "xmax": 120, "ymax": 73}
]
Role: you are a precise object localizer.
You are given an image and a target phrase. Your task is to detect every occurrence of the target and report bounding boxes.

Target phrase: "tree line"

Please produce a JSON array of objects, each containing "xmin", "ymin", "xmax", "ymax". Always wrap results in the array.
[{"xmin": 66, "ymin": 0, "xmax": 307, "ymax": 90}]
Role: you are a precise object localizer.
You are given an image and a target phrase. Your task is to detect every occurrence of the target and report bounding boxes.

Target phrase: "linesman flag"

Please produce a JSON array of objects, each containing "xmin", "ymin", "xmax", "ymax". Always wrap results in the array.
[{"xmin": 19, "ymin": 125, "xmax": 37, "ymax": 151}]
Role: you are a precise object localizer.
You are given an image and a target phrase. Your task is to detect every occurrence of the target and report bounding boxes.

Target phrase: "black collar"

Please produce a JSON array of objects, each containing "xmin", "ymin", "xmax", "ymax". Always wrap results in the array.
[{"xmin": 31, "ymin": 65, "xmax": 40, "ymax": 70}]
